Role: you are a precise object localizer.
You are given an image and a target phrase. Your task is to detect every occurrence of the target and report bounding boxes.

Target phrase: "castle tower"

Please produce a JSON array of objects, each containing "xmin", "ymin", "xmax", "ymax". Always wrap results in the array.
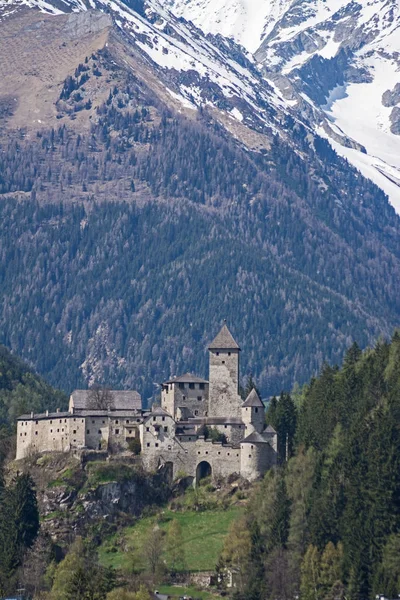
[
  {"xmin": 208, "ymin": 323, "xmax": 242, "ymax": 418},
  {"xmin": 241, "ymin": 388, "xmax": 265, "ymax": 435}
]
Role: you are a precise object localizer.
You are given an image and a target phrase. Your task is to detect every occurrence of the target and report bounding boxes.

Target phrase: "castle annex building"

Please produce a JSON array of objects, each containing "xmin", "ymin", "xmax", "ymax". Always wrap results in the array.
[{"xmin": 16, "ymin": 325, "xmax": 278, "ymax": 482}]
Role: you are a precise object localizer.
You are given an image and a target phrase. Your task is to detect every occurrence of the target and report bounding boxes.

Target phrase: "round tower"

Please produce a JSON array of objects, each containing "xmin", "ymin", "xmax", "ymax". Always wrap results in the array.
[
  {"xmin": 241, "ymin": 388, "xmax": 265, "ymax": 435},
  {"xmin": 240, "ymin": 431, "xmax": 277, "ymax": 481}
]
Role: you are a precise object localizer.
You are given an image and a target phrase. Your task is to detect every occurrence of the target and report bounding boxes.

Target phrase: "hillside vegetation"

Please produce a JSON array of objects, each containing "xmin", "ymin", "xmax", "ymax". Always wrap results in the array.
[
  {"xmin": 221, "ymin": 332, "xmax": 400, "ymax": 600},
  {"xmin": 0, "ymin": 41, "xmax": 399, "ymax": 399},
  {"xmin": 0, "ymin": 345, "xmax": 67, "ymax": 455}
]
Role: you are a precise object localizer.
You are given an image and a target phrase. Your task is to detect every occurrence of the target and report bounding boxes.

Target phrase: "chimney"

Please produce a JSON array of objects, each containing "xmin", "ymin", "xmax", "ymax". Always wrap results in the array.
[
  {"xmin": 56, "ymin": 408, "xmax": 60, "ymax": 413},
  {"xmin": 31, "ymin": 412, "xmax": 34, "ymax": 419},
  {"xmin": 46, "ymin": 410, "xmax": 49, "ymax": 417}
]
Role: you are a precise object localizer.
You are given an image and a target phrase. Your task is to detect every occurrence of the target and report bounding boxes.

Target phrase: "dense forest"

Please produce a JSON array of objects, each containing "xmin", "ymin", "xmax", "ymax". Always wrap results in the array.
[
  {"xmin": 220, "ymin": 332, "xmax": 400, "ymax": 600},
  {"xmin": 0, "ymin": 345, "xmax": 67, "ymax": 458},
  {"xmin": 0, "ymin": 49, "xmax": 399, "ymax": 399}
]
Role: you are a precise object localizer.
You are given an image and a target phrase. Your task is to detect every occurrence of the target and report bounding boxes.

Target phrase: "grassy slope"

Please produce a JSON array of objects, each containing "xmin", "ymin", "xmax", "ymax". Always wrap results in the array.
[{"xmin": 99, "ymin": 505, "xmax": 244, "ymax": 572}]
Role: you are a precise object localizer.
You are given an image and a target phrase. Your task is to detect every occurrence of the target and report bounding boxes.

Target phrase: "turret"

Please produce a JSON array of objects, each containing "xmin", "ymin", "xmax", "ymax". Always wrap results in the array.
[
  {"xmin": 241, "ymin": 388, "xmax": 265, "ymax": 435},
  {"xmin": 208, "ymin": 324, "xmax": 242, "ymax": 418}
]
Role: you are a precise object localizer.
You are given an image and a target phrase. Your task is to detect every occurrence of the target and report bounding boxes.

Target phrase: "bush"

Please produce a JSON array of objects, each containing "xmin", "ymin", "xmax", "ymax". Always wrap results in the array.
[{"xmin": 127, "ymin": 437, "xmax": 141, "ymax": 455}]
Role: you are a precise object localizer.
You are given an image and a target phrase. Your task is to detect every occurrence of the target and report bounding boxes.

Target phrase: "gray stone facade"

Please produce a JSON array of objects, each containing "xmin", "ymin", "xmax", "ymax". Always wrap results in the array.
[{"xmin": 16, "ymin": 325, "xmax": 278, "ymax": 483}]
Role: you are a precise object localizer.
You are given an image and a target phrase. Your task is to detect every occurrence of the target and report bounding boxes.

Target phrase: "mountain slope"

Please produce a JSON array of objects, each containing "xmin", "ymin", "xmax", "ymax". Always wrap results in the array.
[
  {"xmin": 0, "ymin": 0, "xmax": 399, "ymax": 400},
  {"xmin": 166, "ymin": 0, "xmax": 400, "ymax": 212}
]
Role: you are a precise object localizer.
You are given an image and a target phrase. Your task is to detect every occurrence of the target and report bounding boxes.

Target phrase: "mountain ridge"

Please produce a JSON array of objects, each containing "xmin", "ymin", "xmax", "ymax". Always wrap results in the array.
[{"xmin": 0, "ymin": 0, "xmax": 399, "ymax": 400}]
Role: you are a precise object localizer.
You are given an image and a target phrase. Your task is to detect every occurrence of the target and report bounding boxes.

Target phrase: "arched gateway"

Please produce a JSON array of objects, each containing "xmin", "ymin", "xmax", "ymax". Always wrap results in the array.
[{"xmin": 196, "ymin": 460, "xmax": 212, "ymax": 484}]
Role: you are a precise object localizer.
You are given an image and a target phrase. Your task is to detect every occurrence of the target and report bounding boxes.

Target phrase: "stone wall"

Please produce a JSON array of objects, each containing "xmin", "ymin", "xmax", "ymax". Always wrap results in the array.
[
  {"xmin": 162, "ymin": 382, "xmax": 209, "ymax": 420},
  {"xmin": 208, "ymin": 349, "xmax": 242, "ymax": 418},
  {"xmin": 241, "ymin": 405, "xmax": 265, "ymax": 436},
  {"xmin": 240, "ymin": 442, "xmax": 277, "ymax": 481}
]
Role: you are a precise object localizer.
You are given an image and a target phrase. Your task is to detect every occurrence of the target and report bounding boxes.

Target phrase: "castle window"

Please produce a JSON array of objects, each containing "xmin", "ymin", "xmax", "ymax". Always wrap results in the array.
[
  {"xmin": 82, "ymin": 420, "xmax": 84, "ymax": 423},
  {"xmin": 73, "ymin": 430, "xmax": 76, "ymax": 434},
  {"xmin": 164, "ymin": 427, "xmax": 168, "ymax": 432},
  {"xmin": 237, "ymin": 454, "xmax": 239, "ymax": 457},
  {"xmin": 147, "ymin": 443, "xmax": 150, "ymax": 447},
  {"xmin": 205, "ymin": 451, "xmax": 208, "ymax": 455},
  {"xmin": 115, "ymin": 420, "xmax": 119, "ymax": 425},
  {"xmin": 225, "ymin": 425, "xmax": 227, "ymax": 428},
  {"xmin": 251, "ymin": 445, "xmax": 254, "ymax": 449},
  {"xmin": 255, "ymin": 407, "xmax": 258, "ymax": 413},
  {"xmin": 189, "ymin": 383, "xmax": 194, "ymax": 389},
  {"xmin": 198, "ymin": 451, "xmax": 201, "ymax": 455},
  {"xmin": 25, "ymin": 432, "xmax": 27, "ymax": 436},
  {"xmin": 57, "ymin": 429, "xmax": 59, "ymax": 433},
  {"xmin": 115, "ymin": 429, "xmax": 120, "ymax": 435},
  {"xmin": 146, "ymin": 427, "xmax": 150, "ymax": 432},
  {"xmin": 153, "ymin": 417, "xmax": 156, "ymax": 422},
  {"xmin": 126, "ymin": 420, "xmax": 130, "ymax": 424},
  {"xmin": 199, "ymin": 383, "xmax": 205, "ymax": 390},
  {"xmin": 35, "ymin": 420, "xmax": 38, "ymax": 425},
  {"xmin": 227, "ymin": 452, "xmax": 230, "ymax": 456},
  {"xmin": 59, "ymin": 420, "xmax": 62, "ymax": 424},
  {"xmin": 197, "ymin": 396, "xmax": 202, "ymax": 401},
  {"xmin": 129, "ymin": 430, "xmax": 132, "ymax": 434},
  {"xmin": 62, "ymin": 429, "xmax": 64, "ymax": 432},
  {"xmin": 182, "ymin": 395, "xmax": 186, "ymax": 400},
  {"xmin": 137, "ymin": 419, "xmax": 140, "ymax": 423},
  {"xmin": 73, "ymin": 439, "xmax": 76, "ymax": 443},
  {"xmin": 228, "ymin": 352, "xmax": 231, "ymax": 356},
  {"xmin": 87, "ymin": 430, "xmax": 90, "ymax": 434},
  {"xmin": 64, "ymin": 419, "xmax": 67, "ymax": 423},
  {"xmin": 92, "ymin": 420, "xmax": 95, "ymax": 424},
  {"xmin": 249, "ymin": 455, "xmax": 252, "ymax": 458},
  {"xmin": 98, "ymin": 430, "xmax": 101, "ymax": 434},
  {"xmin": 216, "ymin": 352, "xmax": 219, "ymax": 356},
  {"xmin": 178, "ymin": 383, "xmax": 185, "ymax": 389},
  {"xmin": 189, "ymin": 437, "xmax": 191, "ymax": 441},
  {"xmin": 162, "ymin": 416, "xmax": 165, "ymax": 422},
  {"xmin": 218, "ymin": 451, "xmax": 221, "ymax": 455},
  {"xmin": 102, "ymin": 421, "xmax": 105, "ymax": 424},
  {"xmin": 195, "ymin": 410, "xmax": 198, "ymax": 416},
  {"xmin": 35, "ymin": 431, "xmax": 38, "ymax": 435},
  {"xmin": 50, "ymin": 420, "xmax": 52, "ymax": 424},
  {"xmin": 155, "ymin": 443, "xmax": 159, "ymax": 447},
  {"xmin": 20, "ymin": 433, "xmax": 22, "ymax": 436},
  {"xmin": 222, "ymin": 360, "xmax": 225, "ymax": 364},
  {"xmin": 74, "ymin": 418, "xmax": 76, "ymax": 422}
]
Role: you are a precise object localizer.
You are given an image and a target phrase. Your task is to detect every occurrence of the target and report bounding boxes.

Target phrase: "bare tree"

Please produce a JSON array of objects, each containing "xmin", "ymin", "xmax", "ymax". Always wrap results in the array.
[
  {"xmin": 87, "ymin": 385, "xmax": 115, "ymax": 411},
  {"xmin": 20, "ymin": 532, "xmax": 53, "ymax": 598},
  {"xmin": 143, "ymin": 527, "xmax": 165, "ymax": 579}
]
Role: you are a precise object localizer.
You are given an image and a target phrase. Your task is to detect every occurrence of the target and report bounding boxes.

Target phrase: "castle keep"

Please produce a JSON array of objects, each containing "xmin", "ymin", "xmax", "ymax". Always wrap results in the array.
[{"xmin": 16, "ymin": 325, "xmax": 277, "ymax": 482}]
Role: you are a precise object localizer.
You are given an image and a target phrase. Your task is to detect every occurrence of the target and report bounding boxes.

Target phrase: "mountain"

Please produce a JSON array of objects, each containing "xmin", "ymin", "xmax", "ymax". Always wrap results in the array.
[
  {"xmin": 167, "ymin": 0, "xmax": 400, "ymax": 211},
  {"xmin": 0, "ymin": 0, "xmax": 399, "ymax": 401}
]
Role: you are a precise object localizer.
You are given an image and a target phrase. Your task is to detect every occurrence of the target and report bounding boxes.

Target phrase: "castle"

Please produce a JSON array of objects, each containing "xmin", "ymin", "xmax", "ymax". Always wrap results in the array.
[{"xmin": 16, "ymin": 325, "xmax": 277, "ymax": 483}]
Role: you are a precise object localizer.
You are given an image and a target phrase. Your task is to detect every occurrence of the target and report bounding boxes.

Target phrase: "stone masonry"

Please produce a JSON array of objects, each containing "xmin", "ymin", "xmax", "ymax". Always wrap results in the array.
[{"xmin": 16, "ymin": 324, "xmax": 278, "ymax": 483}]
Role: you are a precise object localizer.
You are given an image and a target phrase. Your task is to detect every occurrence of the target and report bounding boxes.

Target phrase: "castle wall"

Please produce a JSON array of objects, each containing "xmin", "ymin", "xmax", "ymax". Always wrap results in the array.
[
  {"xmin": 240, "ymin": 442, "xmax": 277, "ymax": 481},
  {"xmin": 162, "ymin": 382, "xmax": 209, "ymax": 420},
  {"xmin": 208, "ymin": 349, "xmax": 242, "ymax": 418},
  {"xmin": 242, "ymin": 406, "xmax": 265, "ymax": 436}
]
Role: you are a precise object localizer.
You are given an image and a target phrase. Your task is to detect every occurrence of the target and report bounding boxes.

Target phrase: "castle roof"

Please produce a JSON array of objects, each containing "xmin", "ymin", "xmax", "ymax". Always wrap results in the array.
[
  {"xmin": 70, "ymin": 389, "xmax": 142, "ymax": 412},
  {"xmin": 208, "ymin": 324, "xmax": 240, "ymax": 350},
  {"xmin": 242, "ymin": 388, "xmax": 264, "ymax": 408},
  {"xmin": 241, "ymin": 431, "xmax": 271, "ymax": 444},
  {"xmin": 164, "ymin": 372, "xmax": 208, "ymax": 385},
  {"xmin": 265, "ymin": 425, "xmax": 277, "ymax": 434}
]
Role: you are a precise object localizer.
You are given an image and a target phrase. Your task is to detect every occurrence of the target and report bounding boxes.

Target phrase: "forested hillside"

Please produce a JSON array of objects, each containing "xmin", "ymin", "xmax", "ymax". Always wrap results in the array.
[
  {"xmin": 0, "ymin": 10, "xmax": 399, "ymax": 399},
  {"xmin": 221, "ymin": 332, "xmax": 400, "ymax": 600},
  {"xmin": 0, "ymin": 345, "xmax": 67, "ymax": 442}
]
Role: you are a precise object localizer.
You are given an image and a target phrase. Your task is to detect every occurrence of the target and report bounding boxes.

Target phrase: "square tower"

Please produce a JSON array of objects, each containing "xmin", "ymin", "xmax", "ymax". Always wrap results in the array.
[{"xmin": 208, "ymin": 324, "xmax": 242, "ymax": 418}]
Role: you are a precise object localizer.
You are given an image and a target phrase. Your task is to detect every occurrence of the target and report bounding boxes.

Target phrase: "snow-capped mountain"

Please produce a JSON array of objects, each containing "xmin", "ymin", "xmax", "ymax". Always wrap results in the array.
[{"xmin": 166, "ymin": 0, "xmax": 400, "ymax": 212}]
